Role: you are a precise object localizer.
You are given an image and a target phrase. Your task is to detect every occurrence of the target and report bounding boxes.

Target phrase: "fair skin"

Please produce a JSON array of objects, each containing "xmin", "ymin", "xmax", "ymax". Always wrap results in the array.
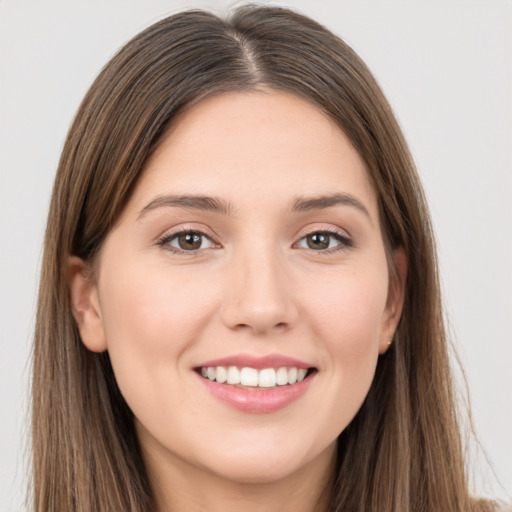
[{"xmin": 69, "ymin": 91, "xmax": 406, "ymax": 512}]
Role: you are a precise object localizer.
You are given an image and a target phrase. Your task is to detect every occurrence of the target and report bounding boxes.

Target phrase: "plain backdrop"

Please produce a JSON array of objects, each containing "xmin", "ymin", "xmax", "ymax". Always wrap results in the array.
[{"xmin": 0, "ymin": 1, "xmax": 510, "ymax": 510}]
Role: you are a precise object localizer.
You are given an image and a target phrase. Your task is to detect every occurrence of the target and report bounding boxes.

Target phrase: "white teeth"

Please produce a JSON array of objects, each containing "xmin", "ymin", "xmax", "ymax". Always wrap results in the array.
[
  {"xmin": 216, "ymin": 366, "xmax": 227, "ymax": 384},
  {"xmin": 199, "ymin": 365, "xmax": 310, "ymax": 387},
  {"xmin": 276, "ymin": 367, "xmax": 289, "ymax": 385},
  {"xmin": 227, "ymin": 366, "xmax": 241, "ymax": 385},
  {"xmin": 287, "ymin": 367, "xmax": 298, "ymax": 385},
  {"xmin": 258, "ymin": 368, "xmax": 276, "ymax": 388},
  {"xmin": 240, "ymin": 367, "xmax": 259, "ymax": 386}
]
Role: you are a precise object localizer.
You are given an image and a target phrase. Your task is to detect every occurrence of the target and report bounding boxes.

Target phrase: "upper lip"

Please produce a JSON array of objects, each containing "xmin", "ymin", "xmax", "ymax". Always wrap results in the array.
[{"xmin": 195, "ymin": 353, "xmax": 314, "ymax": 370}]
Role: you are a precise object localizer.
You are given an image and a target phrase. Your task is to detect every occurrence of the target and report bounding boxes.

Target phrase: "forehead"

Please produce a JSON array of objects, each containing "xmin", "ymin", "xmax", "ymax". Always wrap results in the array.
[{"xmin": 127, "ymin": 90, "xmax": 378, "ymax": 218}]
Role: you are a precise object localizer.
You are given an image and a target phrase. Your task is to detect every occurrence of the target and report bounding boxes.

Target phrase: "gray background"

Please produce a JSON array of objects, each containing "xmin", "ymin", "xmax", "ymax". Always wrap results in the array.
[{"xmin": 1, "ymin": 0, "xmax": 510, "ymax": 510}]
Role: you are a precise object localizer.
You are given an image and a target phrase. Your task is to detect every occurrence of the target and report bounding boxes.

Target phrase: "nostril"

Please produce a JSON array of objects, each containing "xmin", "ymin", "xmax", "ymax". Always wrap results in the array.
[{"xmin": 229, "ymin": 320, "xmax": 291, "ymax": 335}]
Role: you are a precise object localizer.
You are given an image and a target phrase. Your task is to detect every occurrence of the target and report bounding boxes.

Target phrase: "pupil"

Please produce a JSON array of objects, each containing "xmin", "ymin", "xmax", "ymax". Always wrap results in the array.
[
  {"xmin": 308, "ymin": 233, "xmax": 329, "ymax": 250},
  {"xmin": 179, "ymin": 232, "xmax": 201, "ymax": 250}
]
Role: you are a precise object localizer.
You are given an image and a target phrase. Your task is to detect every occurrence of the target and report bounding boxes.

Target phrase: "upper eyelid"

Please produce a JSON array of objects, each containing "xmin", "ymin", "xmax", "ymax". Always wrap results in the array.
[
  {"xmin": 157, "ymin": 226, "xmax": 354, "ymax": 254},
  {"xmin": 294, "ymin": 224, "xmax": 352, "ymax": 241},
  {"xmin": 156, "ymin": 225, "xmax": 352, "ymax": 240},
  {"xmin": 295, "ymin": 230, "xmax": 353, "ymax": 247},
  {"xmin": 157, "ymin": 225, "xmax": 219, "ymax": 243}
]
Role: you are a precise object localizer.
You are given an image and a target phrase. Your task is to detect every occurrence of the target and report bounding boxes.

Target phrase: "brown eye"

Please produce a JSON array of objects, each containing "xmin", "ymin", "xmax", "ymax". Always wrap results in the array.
[
  {"xmin": 296, "ymin": 230, "xmax": 352, "ymax": 252},
  {"xmin": 161, "ymin": 230, "xmax": 216, "ymax": 252},
  {"xmin": 306, "ymin": 233, "xmax": 330, "ymax": 250},
  {"xmin": 177, "ymin": 232, "xmax": 202, "ymax": 250}
]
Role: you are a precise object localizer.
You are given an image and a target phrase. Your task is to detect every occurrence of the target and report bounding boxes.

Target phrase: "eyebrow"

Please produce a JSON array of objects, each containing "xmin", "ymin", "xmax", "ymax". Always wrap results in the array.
[
  {"xmin": 137, "ymin": 192, "xmax": 370, "ymax": 219},
  {"xmin": 138, "ymin": 194, "xmax": 235, "ymax": 219},
  {"xmin": 291, "ymin": 193, "xmax": 370, "ymax": 218}
]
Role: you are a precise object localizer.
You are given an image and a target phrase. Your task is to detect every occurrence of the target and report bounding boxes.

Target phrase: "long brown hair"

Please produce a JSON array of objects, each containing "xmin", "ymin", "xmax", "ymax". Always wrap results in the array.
[{"xmin": 32, "ymin": 5, "xmax": 493, "ymax": 511}]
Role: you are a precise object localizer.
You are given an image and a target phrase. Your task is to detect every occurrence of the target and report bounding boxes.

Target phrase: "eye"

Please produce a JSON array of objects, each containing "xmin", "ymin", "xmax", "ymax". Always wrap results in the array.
[
  {"xmin": 159, "ymin": 230, "xmax": 216, "ymax": 253},
  {"xmin": 296, "ymin": 230, "xmax": 352, "ymax": 251}
]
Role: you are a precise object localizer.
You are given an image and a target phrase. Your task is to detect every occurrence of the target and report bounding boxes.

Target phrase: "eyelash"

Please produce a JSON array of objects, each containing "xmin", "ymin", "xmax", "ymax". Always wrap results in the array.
[
  {"xmin": 157, "ymin": 227, "xmax": 353, "ymax": 255},
  {"xmin": 157, "ymin": 228, "xmax": 219, "ymax": 256},
  {"xmin": 295, "ymin": 228, "xmax": 354, "ymax": 253}
]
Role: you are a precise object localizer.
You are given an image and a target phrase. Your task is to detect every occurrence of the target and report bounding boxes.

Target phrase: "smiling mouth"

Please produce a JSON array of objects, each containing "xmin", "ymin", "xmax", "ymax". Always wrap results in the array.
[{"xmin": 196, "ymin": 366, "xmax": 317, "ymax": 389}]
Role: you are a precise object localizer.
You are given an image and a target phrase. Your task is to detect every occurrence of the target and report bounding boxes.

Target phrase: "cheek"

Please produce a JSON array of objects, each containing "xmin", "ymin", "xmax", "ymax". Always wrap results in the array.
[
  {"xmin": 302, "ymin": 265, "xmax": 388, "ymax": 425},
  {"xmin": 99, "ymin": 260, "xmax": 217, "ymax": 353},
  {"xmin": 96, "ymin": 259, "xmax": 219, "ymax": 412},
  {"xmin": 307, "ymin": 266, "xmax": 388, "ymax": 352}
]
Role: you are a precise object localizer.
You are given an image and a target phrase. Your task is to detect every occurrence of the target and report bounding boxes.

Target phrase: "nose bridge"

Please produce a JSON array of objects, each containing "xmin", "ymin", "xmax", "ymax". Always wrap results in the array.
[{"xmin": 221, "ymin": 237, "xmax": 297, "ymax": 334}]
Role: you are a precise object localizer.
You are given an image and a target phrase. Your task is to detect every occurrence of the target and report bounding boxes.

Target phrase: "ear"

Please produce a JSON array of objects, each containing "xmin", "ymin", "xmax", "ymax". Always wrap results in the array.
[
  {"xmin": 379, "ymin": 247, "xmax": 407, "ymax": 354},
  {"xmin": 67, "ymin": 256, "xmax": 107, "ymax": 353}
]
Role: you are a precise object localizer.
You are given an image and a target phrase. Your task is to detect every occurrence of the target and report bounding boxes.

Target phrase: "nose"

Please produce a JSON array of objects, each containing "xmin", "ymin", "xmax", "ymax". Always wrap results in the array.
[{"xmin": 220, "ymin": 245, "xmax": 299, "ymax": 335}]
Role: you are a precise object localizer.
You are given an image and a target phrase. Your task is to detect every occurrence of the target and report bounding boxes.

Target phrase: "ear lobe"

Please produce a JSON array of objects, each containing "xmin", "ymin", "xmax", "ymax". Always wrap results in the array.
[
  {"xmin": 68, "ymin": 256, "xmax": 107, "ymax": 353},
  {"xmin": 379, "ymin": 247, "xmax": 407, "ymax": 354}
]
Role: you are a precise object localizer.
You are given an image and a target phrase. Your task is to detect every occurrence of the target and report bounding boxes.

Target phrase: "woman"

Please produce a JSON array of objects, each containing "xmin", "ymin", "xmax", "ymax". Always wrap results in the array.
[{"xmin": 31, "ymin": 5, "xmax": 498, "ymax": 511}]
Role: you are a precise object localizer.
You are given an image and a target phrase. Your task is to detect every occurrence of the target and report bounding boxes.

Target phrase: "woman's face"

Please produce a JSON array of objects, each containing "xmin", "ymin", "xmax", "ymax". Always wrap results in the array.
[{"xmin": 72, "ymin": 91, "xmax": 405, "ymax": 486}]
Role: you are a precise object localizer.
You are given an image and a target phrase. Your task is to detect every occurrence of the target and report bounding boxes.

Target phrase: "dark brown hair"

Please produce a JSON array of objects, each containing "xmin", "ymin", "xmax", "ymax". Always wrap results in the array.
[{"xmin": 32, "ymin": 5, "xmax": 494, "ymax": 511}]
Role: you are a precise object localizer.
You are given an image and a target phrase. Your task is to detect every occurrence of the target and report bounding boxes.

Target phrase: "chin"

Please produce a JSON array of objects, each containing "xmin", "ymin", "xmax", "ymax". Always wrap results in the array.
[
  {"xmin": 199, "ymin": 439, "xmax": 334, "ymax": 486},
  {"xmin": 208, "ymin": 456, "xmax": 306, "ymax": 485}
]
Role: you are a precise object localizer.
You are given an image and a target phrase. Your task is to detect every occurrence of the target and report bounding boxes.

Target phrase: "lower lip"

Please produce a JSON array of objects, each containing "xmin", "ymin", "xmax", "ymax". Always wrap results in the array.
[{"xmin": 195, "ymin": 372, "xmax": 315, "ymax": 414}]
